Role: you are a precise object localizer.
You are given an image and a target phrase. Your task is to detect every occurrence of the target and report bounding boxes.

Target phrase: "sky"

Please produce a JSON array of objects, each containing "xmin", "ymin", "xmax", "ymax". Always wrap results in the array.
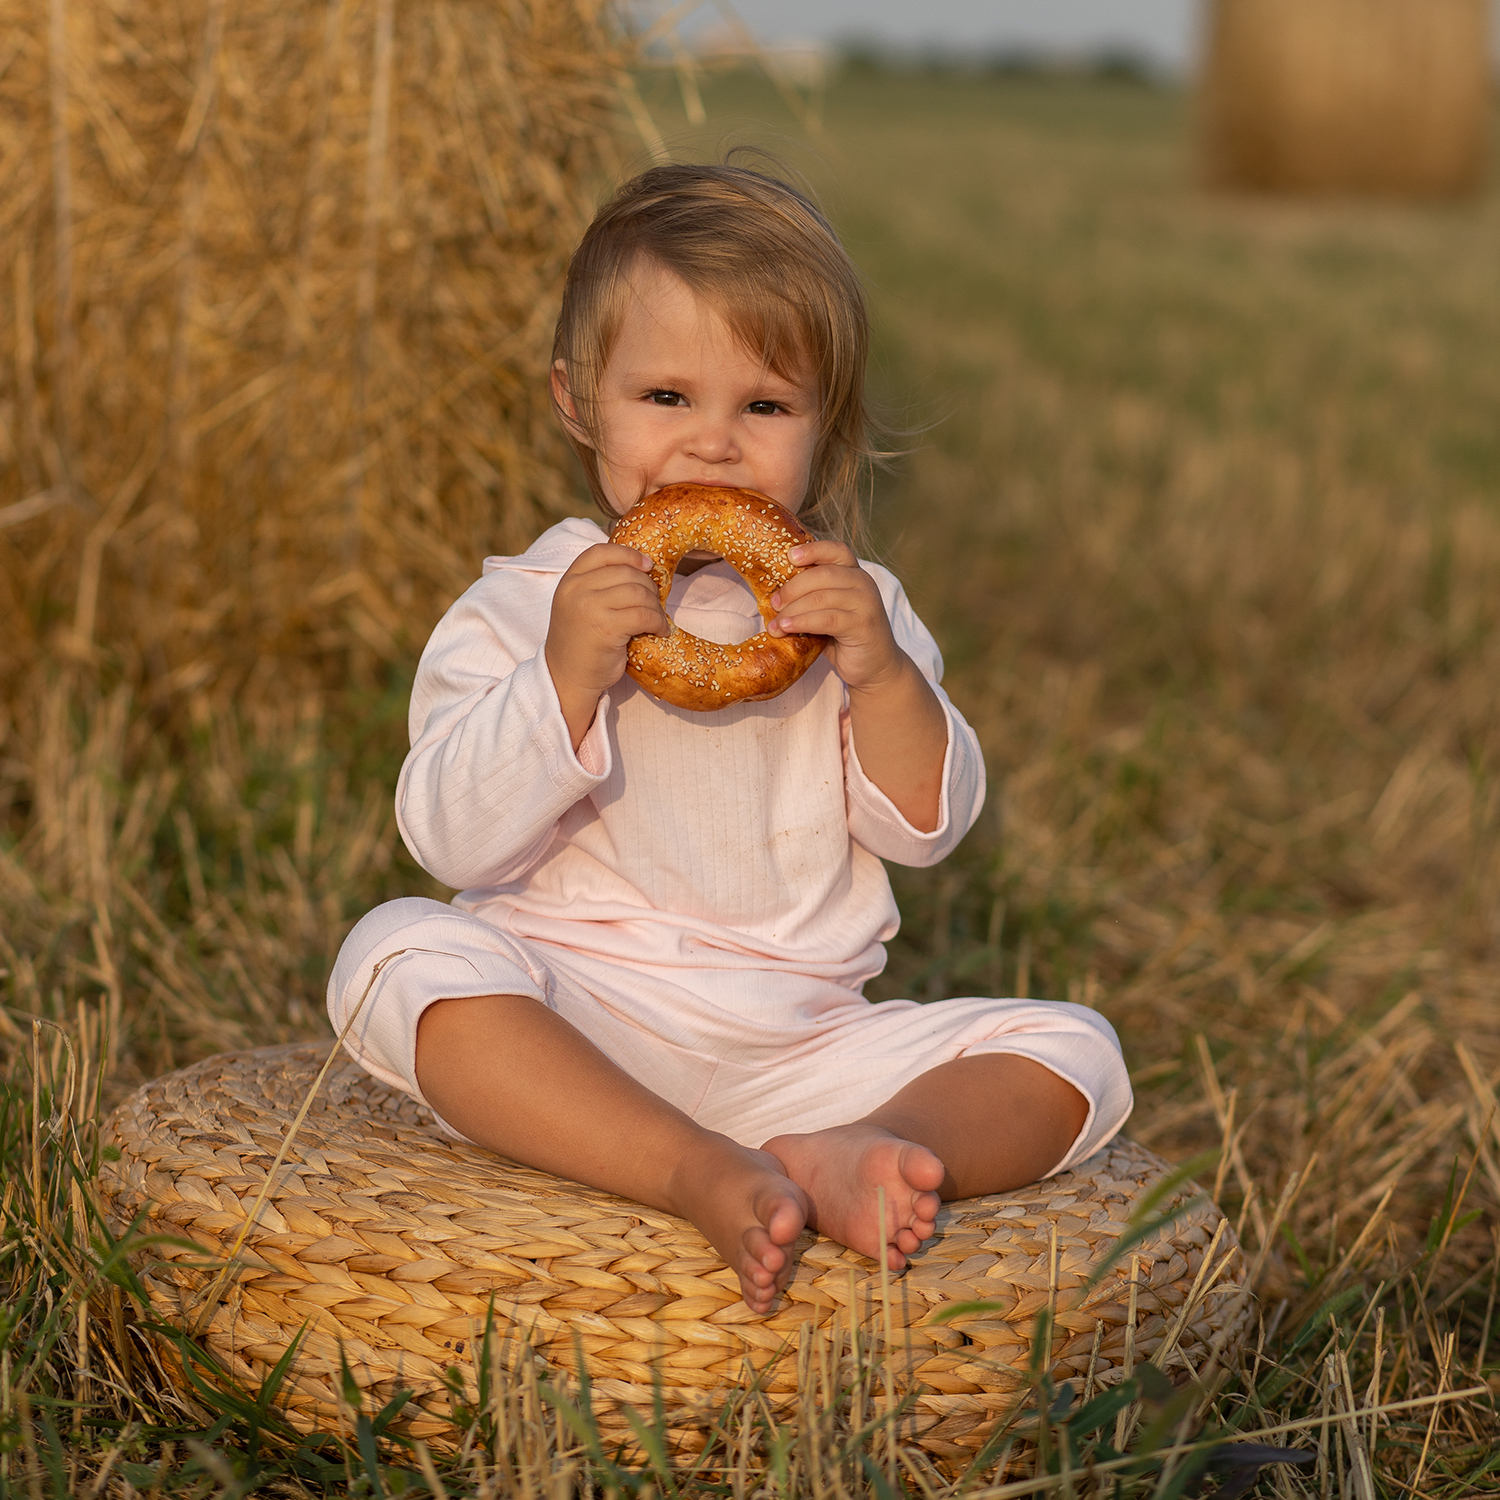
[{"xmin": 682, "ymin": 0, "xmax": 1500, "ymax": 75}]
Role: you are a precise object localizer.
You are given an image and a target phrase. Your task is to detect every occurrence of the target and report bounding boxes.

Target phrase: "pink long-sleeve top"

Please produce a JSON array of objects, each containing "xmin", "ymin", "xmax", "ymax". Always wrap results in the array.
[{"xmin": 397, "ymin": 518, "xmax": 986, "ymax": 994}]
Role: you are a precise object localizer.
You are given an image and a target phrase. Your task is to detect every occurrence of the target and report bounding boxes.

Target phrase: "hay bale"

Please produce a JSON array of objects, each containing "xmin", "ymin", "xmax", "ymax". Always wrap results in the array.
[
  {"xmin": 1200, "ymin": 0, "xmax": 1492, "ymax": 196},
  {"xmin": 0, "ymin": 0, "xmax": 627, "ymax": 701}
]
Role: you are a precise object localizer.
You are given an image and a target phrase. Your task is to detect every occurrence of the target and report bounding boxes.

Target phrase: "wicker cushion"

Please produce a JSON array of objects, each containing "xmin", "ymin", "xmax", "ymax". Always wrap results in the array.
[{"xmin": 99, "ymin": 1042, "xmax": 1252, "ymax": 1462}]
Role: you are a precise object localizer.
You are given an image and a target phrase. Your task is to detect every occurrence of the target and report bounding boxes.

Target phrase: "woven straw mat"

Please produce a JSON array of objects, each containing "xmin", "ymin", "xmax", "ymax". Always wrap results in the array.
[{"xmin": 99, "ymin": 1042, "xmax": 1252, "ymax": 1461}]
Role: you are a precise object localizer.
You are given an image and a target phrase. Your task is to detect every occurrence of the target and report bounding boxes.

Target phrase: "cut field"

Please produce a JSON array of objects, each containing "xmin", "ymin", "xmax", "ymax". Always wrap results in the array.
[
  {"xmin": 795, "ymin": 66, "xmax": 1500, "ymax": 1489},
  {"xmin": 3, "ymin": 63, "xmax": 1498, "ymax": 1496},
  {"xmin": 756, "ymin": 67, "xmax": 1500, "ymax": 1237}
]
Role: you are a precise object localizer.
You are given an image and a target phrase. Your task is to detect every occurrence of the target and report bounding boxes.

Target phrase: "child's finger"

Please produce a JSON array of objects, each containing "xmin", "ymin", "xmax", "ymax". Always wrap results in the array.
[
  {"xmin": 586, "ymin": 582, "xmax": 669, "ymax": 635},
  {"xmin": 593, "ymin": 579, "xmax": 665, "ymax": 613},
  {"xmin": 572, "ymin": 541, "xmax": 654, "ymax": 573},
  {"xmin": 769, "ymin": 573, "xmax": 876, "ymax": 615},
  {"xmin": 787, "ymin": 538, "xmax": 856, "ymax": 568},
  {"xmin": 619, "ymin": 606, "xmax": 670, "ymax": 638},
  {"xmin": 770, "ymin": 606, "xmax": 851, "ymax": 639},
  {"xmin": 569, "ymin": 566, "xmax": 665, "ymax": 613},
  {"xmin": 770, "ymin": 587, "xmax": 854, "ymax": 623}
]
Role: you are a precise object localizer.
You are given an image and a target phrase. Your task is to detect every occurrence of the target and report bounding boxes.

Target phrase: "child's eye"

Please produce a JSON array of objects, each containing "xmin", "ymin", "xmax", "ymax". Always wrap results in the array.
[
  {"xmin": 646, "ymin": 389, "xmax": 685, "ymax": 407},
  {"xmin": 747, "ymin": 400, "xmax": 784, "ymax": 416}
]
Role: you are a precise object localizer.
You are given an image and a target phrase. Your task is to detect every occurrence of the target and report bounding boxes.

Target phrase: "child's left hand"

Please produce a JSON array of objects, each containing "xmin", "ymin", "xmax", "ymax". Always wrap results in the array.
[
  {"xmin": 770, "ymin": 539, "xmax": 948, "ymax": 830},
  {"xmin": 768, "ymin": 541, "xmax": 903, "ymax": 692}
]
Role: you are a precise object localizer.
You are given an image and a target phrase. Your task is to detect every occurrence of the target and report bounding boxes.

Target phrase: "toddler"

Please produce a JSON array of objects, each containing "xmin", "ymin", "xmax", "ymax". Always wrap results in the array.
[{"xmin": 329, "ymin": 163, "xmax": 1132, "ymax": 1313}]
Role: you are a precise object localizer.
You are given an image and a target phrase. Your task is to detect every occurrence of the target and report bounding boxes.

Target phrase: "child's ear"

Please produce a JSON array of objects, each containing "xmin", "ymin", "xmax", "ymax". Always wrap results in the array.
[{"xmin": 550, "ymin": 360, "xmax": 591, "ymax": 446}]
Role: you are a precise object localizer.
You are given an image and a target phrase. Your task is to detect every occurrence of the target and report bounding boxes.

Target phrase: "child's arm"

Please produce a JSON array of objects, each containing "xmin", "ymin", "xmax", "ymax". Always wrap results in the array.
[
  {"xmin": 397, "ymin": 542, "xmax": 663, "ymax": 890},
  {"xmin": 769, "ymin": 541, "xmax": 950, "ymax": 832}
]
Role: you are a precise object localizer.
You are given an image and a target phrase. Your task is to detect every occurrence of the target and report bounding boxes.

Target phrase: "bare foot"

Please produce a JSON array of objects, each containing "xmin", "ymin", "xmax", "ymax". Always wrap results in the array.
[
  {"xmin": 666, "ymin": 1135, "xmax": 810, "ymax": 1313},
  {"xmin": 761, "ymin": 1124, "xmax": 946, "ymax": 1271}
]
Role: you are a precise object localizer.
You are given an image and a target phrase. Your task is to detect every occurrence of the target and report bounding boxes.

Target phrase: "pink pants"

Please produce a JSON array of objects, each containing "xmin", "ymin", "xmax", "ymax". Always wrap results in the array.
[{"xmin": 328, "ymin": 898, "xmax": 1133, "ymax": 1176}]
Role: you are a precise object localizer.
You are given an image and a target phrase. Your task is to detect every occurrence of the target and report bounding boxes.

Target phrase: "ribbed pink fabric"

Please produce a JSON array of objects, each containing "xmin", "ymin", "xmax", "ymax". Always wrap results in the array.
[
  {"xmin": 328, "ymin": 519, "xmax": 1133, "ymax": 1171},
  {"xmin": 397, "ymin": 518, "xmax": 982, "ymax": 957}
]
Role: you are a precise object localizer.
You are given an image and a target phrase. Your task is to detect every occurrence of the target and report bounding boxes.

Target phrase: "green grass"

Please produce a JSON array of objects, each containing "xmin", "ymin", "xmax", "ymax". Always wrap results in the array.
[{"xmin": 4, "ymin": 61, "xmax": 1499, "ymax": 1496}]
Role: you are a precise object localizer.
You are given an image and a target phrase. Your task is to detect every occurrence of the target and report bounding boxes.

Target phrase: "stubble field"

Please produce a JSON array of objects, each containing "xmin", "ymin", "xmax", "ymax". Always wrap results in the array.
[{"xmin": 3, "ymin": 61, "xmax": 1499, "ymax": 1497}]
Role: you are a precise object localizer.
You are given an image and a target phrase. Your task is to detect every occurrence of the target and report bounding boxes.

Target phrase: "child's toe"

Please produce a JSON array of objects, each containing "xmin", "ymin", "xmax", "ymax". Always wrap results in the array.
[
  {"xmin": 737, "ymin": 1241, "xmax": 790, "ymax": 1314},
  {"xmin": 746, "ymin": 1220, "xmax": 801, "ymax": 1293},
  {"xmin": 740, "ymin": 1279, "xmax": 773, "ymax": 1312},
  {"xmin": 901, "ymin": 1144, "xmax": 946, "ymax": 1194},
  {"xmin": 764, "ymin": 1194, "xmax": 806, "ymax": 1246},
  {"xmin": 912, "ymin": 1192, "xmax": 940, "ymax": 1232}
]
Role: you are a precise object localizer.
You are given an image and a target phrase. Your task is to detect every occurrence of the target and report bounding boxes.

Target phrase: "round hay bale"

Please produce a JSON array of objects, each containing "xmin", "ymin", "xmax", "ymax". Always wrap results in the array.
[
  {"xmin": 0, "ymin": 0, "xmax": 625, "ymax": 695},
  {"xmin": 1200, "ymin": 0, "xmax": 1492, "ymax": 196},
  {"xmin": 99, "ymin": 1042, "xmax": 1253, "ymax": 1463}
]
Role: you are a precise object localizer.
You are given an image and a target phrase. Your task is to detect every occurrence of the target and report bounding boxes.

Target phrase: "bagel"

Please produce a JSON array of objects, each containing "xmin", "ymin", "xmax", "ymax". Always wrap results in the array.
[{"xmin": 611, "ymin": 483, "xmax": 827, "ymax": 712}]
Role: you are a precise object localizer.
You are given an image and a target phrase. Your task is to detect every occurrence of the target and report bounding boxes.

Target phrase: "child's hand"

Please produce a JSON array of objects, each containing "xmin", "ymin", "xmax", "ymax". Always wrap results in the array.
[
  {"xmin": 767, "ymin": 541, "xmax": 903, "ymax": 692},
  {"xmin": 546, "ymin": 544, "xmax": 668, "ymax": 749},
  {"xmin": 770, "ymin": 540, "xmax": 948, "ymax": 831}
]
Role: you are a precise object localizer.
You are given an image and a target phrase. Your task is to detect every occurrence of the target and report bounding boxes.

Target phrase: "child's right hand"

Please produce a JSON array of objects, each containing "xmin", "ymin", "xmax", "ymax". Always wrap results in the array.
[{"xmin": 545, "ymin": 543, "xmax": 668, "ymax": 750}]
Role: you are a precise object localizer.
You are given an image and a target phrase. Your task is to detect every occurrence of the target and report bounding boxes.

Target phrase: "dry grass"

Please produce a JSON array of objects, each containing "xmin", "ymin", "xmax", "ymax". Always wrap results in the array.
[
  {"xmin": 816, "ymin": 70, "xmax": 1500, "ymax": 1287},
  {"xmin": 2, "ymin": 56, "xmax": 1499, "ymax": 1498},
  {"xmin": 0, "ymin": 1017, "xmax": 1492, "ymax": 1495}
]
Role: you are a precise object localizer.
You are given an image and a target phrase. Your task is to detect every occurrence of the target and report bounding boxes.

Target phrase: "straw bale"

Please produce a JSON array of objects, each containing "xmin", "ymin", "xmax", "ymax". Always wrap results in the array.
[
  {"xmin": 1200, "ymin": 0, "xmax": 1492, "ymax": 196},
  {"xmin": 0, "ymin": 0, "xmax": 626, "ymax": 704}
]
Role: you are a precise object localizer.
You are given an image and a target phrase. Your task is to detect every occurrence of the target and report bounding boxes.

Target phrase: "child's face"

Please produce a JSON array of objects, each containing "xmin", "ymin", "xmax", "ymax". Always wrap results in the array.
[{"xmin": 557, "ymin": 260, "xmax": 819, "ymax": 523}]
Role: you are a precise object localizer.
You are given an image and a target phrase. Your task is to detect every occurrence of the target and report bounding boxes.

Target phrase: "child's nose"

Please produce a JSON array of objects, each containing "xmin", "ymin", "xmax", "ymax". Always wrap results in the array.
[{"xmin": 683, "ymin": 415, "xmax": 740, "ymax": 465}]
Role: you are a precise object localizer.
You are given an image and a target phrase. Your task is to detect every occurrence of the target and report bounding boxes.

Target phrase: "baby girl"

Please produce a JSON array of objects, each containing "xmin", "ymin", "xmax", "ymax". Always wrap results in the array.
[{"xmin": 328, "ymin": 162, "xmax": 1132, "ymax": 1312}]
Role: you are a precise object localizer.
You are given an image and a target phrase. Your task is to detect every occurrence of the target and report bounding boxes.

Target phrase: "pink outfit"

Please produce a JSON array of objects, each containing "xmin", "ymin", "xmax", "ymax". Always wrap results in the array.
[{"xmin": 329, "ymin": 519, "xmax": 1131, "ymax": 1169}]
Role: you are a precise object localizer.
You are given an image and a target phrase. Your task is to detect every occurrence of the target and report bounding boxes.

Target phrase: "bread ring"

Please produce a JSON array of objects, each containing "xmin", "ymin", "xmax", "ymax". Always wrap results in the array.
[{"xmin": 612, "ymin": 483, "xmax": 827, "ymax": 712}]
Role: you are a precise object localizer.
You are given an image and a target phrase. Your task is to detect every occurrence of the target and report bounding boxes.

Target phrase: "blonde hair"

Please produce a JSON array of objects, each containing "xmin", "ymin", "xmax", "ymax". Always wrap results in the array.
[{"xmin": 550, "ymin": 160, "xmax": 880, "ymax": 550}]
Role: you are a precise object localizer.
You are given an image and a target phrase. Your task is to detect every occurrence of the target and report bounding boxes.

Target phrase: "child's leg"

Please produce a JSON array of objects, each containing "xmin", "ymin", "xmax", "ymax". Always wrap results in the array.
[
  {"xmin": 709, "ymin": 990, "xmax": 1128, "ymax": 1273},
  {"xmin": 763, "ymin": 1055, "xmax": 1088, "ymax": 1270},
  {"xmin": 862, "ymin": 1054, "xmax": 1090, "ymax": 1197},
  {"xmin": 329, "ymin": 900, "xmax": 810, "ymax": 1311},
  {"xmin": 415, "ymin": 993, "xmax": 809, "ymax": 1313}
]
